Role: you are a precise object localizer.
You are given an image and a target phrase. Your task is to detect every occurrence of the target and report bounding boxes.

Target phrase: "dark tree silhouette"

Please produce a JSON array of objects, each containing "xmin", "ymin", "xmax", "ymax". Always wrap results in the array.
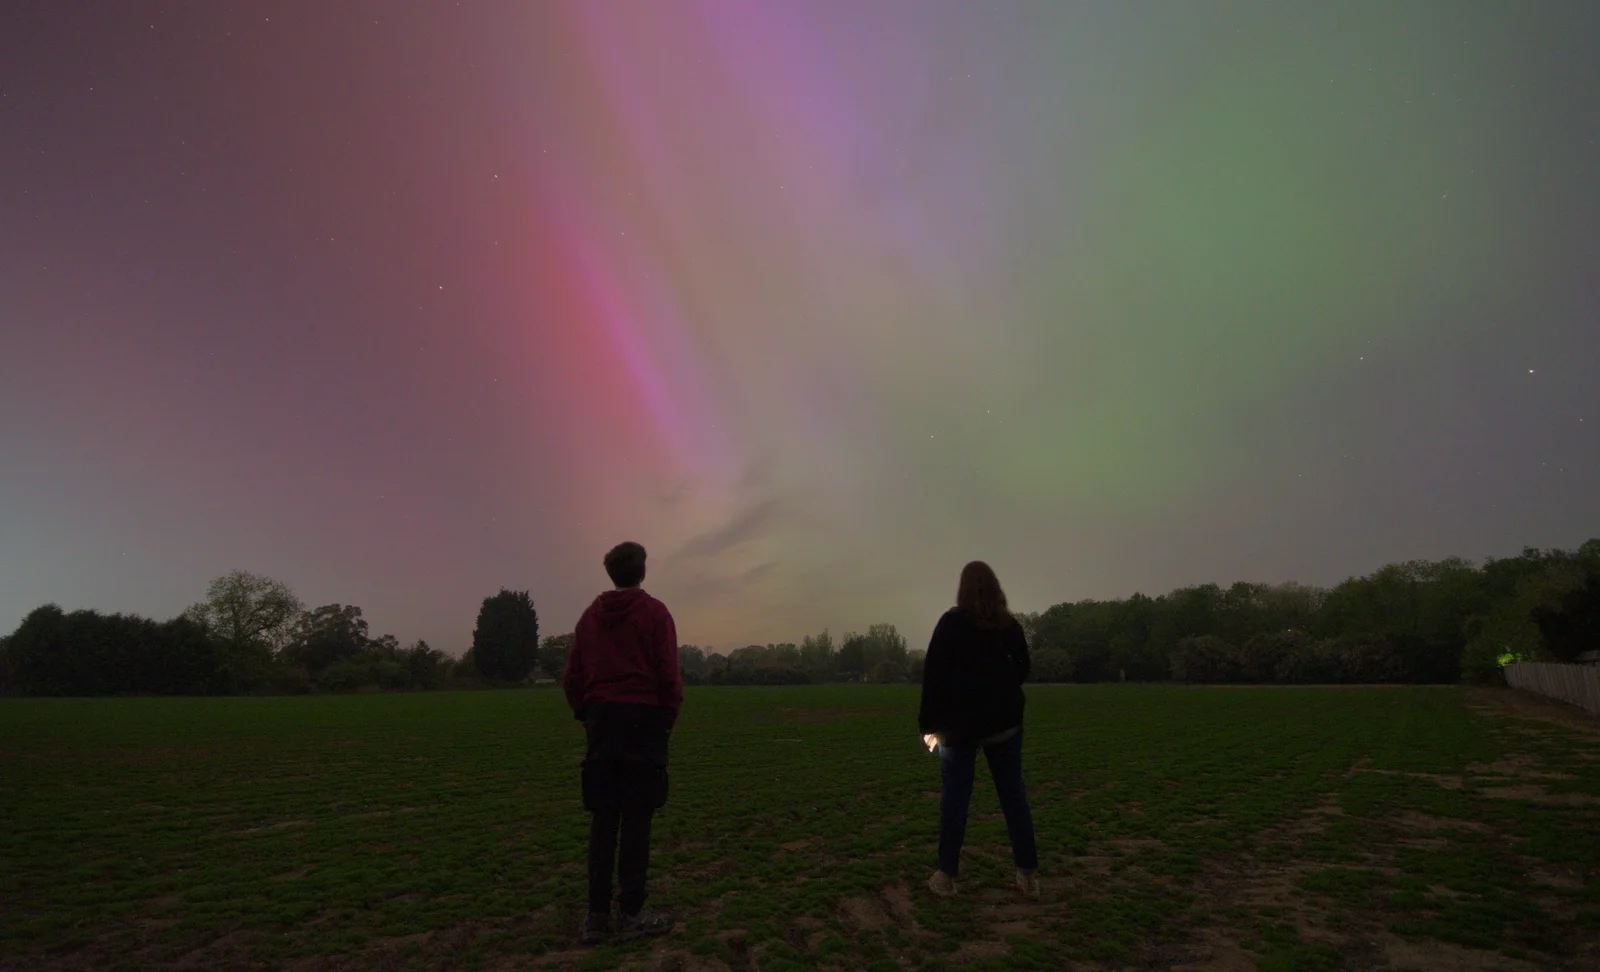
[
  {"xmin": 1532, "ymin": 572, "xmax": 1600, "ymax": 662},
  {"xmin": 836, "ymin": 633, "xmax": 866, "ymax": 678},
  {"xmin": 1, "ymin": 605, "xmax": 219, "ymax": 696},
  {"xmin": 282, "ymin": 604, "xmax": 370, "ymax": 675},
  {"xmin": 538, "ymin": 632, "xmax": 573, "ymax": 679},
  {"xmin": 472, "ymin": 589, "xmax": 540, "ymax": 683}
]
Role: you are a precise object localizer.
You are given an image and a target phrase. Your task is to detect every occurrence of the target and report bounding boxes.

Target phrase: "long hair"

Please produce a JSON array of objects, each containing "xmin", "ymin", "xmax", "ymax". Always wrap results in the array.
[{"xmin": 956, "ymin": 561, "xmax": 1010, "ymax": 629}]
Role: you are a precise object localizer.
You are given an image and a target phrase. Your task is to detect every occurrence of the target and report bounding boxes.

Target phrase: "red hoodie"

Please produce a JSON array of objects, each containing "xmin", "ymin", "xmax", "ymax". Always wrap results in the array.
[{"xmin": 563, "ymin": 587, "xmax": 683, "ymax": 725}]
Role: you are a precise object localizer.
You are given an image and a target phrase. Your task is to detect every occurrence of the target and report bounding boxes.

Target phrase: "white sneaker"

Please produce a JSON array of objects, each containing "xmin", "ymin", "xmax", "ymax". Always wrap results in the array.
[
  {"xmin": 1016, "ymin": 869, "xmax": 1040, "ymax": 899},
  {"xmin": 928, "ymin": 869, "xmax": 957, "ymax": 897}
]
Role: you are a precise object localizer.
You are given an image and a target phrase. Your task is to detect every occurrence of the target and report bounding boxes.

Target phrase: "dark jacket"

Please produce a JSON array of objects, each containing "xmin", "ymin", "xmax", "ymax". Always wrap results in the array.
[
  {"xmin": 563, "ymin": 587, "xmax": 682, "ymax": 727},
  {"xmin": 918, "ymin": 608, "xmax": 1030, "ymax": 746}
]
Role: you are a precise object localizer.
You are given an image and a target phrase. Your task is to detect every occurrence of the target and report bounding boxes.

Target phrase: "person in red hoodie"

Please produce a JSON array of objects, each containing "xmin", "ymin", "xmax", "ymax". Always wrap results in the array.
[{"xmin": 563, "ymin": 541, "xmax": 682, "ymax": 946}]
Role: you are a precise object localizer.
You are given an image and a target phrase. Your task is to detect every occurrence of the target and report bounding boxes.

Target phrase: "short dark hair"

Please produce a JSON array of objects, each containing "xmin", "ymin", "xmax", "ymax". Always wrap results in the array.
[{"xmin": 603, "ymin": 541, "xmax": 647, "ymax": 588}]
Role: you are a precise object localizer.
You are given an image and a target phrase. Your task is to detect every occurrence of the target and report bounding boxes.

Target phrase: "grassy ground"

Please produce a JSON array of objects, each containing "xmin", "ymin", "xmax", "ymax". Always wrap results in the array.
[{"xmin": 1, "ymin": 685, "xmax": 1597, "ymax": 972}]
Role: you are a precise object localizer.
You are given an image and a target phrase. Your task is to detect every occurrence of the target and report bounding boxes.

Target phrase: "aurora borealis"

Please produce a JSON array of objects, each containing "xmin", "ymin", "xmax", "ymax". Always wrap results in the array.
[{"xmin": 2, "ymin": 2, "xmax": 1596, "ymax": 655}]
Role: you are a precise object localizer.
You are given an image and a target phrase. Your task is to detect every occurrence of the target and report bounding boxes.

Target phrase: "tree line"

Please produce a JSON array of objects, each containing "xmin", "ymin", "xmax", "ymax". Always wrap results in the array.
[
  {"xmin": 2, "ymin": 540, "xmax": 1596, "ymax": 696},
  {"xmin": 658, "ymin": 541, "xmax": 1600, "ymax": 687},
  {"xmin": 0, "ymin": 573, "xmax": 547, "ymax": 696},
  {"xmin": 677, "ymin": 623, "xmax": 922, "ymax": 686},
  {"xmin": 1021, "ymin": 540, "xmax": 1600, "ymax": 685}
]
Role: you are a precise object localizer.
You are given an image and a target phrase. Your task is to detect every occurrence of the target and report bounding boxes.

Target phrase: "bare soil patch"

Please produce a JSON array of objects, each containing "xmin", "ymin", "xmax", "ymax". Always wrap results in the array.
[
  {"xmin": 1381, "ymin": 934, "xmax": 1544, "ymax": 971},
  {"xmin": 1169, "ymin": 927, "xmax": 1258, "ymax": 971},
  {"xmin": 949, "ymin": 938, "xmax": 1011, "ymax": 962},
  {"xmin": 1478, "ymin": 785, "xmax": 1600, "ymax": 806},
  {"xmin": 880, "ymin": 882, "xmax": 916, "ymax": 925},
  {"xmin": 230, "ymin": 818, "xmax": 312, "ymax": 835},
  {"xmin": 1393, "ymin": 811, "xmax": 1491, "ymax": 834},
  {"xmin": 1355, "ymin": 768, "xmax": 1465, "ymax": 789},
  {"xmin": 1467, "ymin": 754, "xmax": 1577, "ymax": 779},
  {"xmin": 1464, "ymin": 687, "xmax": 1600, "ymax": 735},
  {"xmin": 838, "ymin": 895, "xmax": 889, "ymax": 930}
]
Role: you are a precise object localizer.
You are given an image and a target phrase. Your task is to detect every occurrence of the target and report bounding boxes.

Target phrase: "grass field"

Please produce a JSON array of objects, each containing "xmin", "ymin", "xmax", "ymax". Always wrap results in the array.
[{"xmin": 2, "ymin": 685, "xmax": 1598, "ymax": 972}]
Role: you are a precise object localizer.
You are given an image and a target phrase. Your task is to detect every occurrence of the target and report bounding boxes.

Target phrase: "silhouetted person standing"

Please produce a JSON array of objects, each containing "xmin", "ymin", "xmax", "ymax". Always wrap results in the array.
[
  {"xmin": 563, "ymin": 541, "xmax": 681, "ymax": 944},
  {"xmin": 918, "ymin": 561, "xmax": 1040, "ymax": 899}
]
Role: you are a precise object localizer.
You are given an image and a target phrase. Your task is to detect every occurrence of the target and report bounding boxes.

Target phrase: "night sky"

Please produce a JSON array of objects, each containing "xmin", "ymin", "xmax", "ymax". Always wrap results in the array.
[{"xmin": 3, "ymin": 2, "xmax": 1597, "ymax": 657}]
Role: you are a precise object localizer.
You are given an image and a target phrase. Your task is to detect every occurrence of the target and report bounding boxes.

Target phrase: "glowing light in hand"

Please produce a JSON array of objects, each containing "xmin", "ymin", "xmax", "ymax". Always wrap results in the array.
[{"xmin": 923, "ymin": 734, "xmax": 939, "ymax": 752}]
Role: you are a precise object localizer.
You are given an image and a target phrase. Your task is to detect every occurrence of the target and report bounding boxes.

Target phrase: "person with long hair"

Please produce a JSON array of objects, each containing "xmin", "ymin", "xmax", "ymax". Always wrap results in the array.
[{"xmin": 917, "ymin": 561, "xmax": 1039, "ymax": 898}]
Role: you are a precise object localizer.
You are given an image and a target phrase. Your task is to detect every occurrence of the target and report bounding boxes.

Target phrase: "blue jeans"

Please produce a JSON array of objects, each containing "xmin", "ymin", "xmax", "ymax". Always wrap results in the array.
[{"xmin": 938, "ymin": 726, "xmax": 1038, "ymax": 876}]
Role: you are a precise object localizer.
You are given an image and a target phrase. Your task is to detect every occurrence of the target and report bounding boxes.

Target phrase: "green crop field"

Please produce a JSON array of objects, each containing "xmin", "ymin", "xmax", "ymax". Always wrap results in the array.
[{"xmin": 2, "ymin": 685, "xmax": 1597, "ymax": 971}]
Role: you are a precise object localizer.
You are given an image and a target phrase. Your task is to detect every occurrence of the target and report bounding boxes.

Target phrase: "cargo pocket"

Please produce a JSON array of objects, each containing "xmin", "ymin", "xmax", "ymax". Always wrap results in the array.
[
  {"xmin": 581, "ymin": 758, "xmax": 625, "ymax": 813},
  {"xmin": 615, "ymin": 761, "xmax": 668, "ymax": 810}
]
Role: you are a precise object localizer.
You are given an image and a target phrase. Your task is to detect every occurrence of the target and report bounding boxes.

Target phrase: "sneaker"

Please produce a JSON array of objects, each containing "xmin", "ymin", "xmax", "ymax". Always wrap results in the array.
[
  {"xmin": 928, "ymin": 869, "xmax": 957, "ymax": 897},
  {"xmin": 579, "ymin": 911, "xmax": 609, "ymax": 946},
  {"xmin": 617, "ymin": 907, "xmax": 674, "ymax": 941},
  {"xmin": 1016, "ymin": 869, "xmax": 1040, "ymax": 899}
]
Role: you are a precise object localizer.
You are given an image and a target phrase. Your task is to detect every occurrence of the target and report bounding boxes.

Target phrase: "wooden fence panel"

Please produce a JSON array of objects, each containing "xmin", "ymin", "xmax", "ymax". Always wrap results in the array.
[{"xmin": 1504, "ymin": 662, "xmax": 1600, "ymax": 716}]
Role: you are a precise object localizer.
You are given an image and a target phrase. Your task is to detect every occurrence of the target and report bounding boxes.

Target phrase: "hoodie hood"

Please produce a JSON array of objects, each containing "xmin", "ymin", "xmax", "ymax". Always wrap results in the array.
[{"xmin": 594, "ymin": 587, "xmax": 650, "ymax": 628}]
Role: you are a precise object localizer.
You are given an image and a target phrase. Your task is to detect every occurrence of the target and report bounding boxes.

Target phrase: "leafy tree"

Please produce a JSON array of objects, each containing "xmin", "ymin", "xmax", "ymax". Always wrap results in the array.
[
  {"xmin": 282, "ymin": 604, "xmax": 369, "ymax": 675},
  {"xmin": 863, "ymin": 623, "xmax": 908, "ymax": 666},
  {"xmin": 1013, "ymin": 612, "xmax": 1041, "ymax": 646},
  {"xmin": 1029, "ymin": 600, "xmax": 1124, "ymax": 681},
  {"xmin": 1235, "ymin": 631, "xmax": 1307, "ymax": 683},
  {"xmin": 1480, "ymin": 547, "xmax": 1565, "ymax": 604},
  {"xmin": 678, "ymin": 644, "xmax": 707, "ymax": 678},
  {"xmin": 148, "ymin": 616, "xmax": 222, "ymax": 694},
  {"xmin": 728, "ymin": 645, "xmax": 766, "ymax": 668},
  {"xmin": 185, "ymin": 570, "xmax": 302, "ymax": 654},
  {"xmin": 399, "ymin": 639, "xmax": 450, "ymax": 689},
  {"xmin": 863, "ymin": 659, "xmax": 906, "ymax": 683},
  {"xmin": 1030, "ymin": 648, "xmax": 1075, "ymax": 683},
  {"xmin": 2, "ymin": 605, "xmax": 220, "ymax": 695},
  {"xmin": 1275, "ymin": 638, "xmax": 1347, "ymax": 684},
  {"xmin": 0, "ymin": 633, "xmax": 14, "ymax": 695},
  {"xmin": 800, "ymin": 630, "xmax": 836, "ymax": 674},
  {"xmin": 1337, "ymin": 633, "xmax": 1408, "ymax": 683},
  {"xmin": 729, "ymin": 643, "xmax": 805, "ymax": 670},
  {"xmin": 1532, "ymin": 570, "xmax": 1600, "ymax": 662},
  {"xmin": 323, "ymin": 634, "xmax": 452, "ymax": 691},
  {"xmin": 539, "ymin": 633, "xmax": 574, "ymax": 679},
  {"xmin": 1314, "ymin": 559, "xmax": 1481, "ymax": 682},
  {"xmin": 1146, "ymin": 584, "xmax": 1224, "ymax": 666},
  {"xmin": 3, "ymin": 606, "xmax": 72, "ymax": 694},
  {"xmin": 907, "ymin": 649, "xmax": 926, "ymax": 681},
  {"xmin": 472, "ymin": 589, "xmax": 539, "ymax": 683},
  {"xmin": 1170, "ymin": 636, "xmax": 1237, "ymax": 684},
  {"xmin": 824, "ymin": 625, "xmax": 907, "ymax": 679},
  {"xmin": 316, "ymin": 657, "xmax": 370, "ymax": 692},
  {"xmin": 1412, "ymin": 559, "xmax": 1487, "ymax": 670},
  {"xmin": 1463, "ymin": 559, "xmax": 1589, "ymax": 680},
  {"xmin": 837, "ymin": 632, "xmax": 867, "ymax": 678},
  {"xmin": 1108, "ymin": 594, "xmax": 1166, "ymax": 680}
]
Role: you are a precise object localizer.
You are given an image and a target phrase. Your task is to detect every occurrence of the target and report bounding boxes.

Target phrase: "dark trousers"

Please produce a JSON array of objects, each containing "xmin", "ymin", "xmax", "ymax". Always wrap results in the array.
[
  {"xmin": 588, "ymin": 805, "xmax": 654, "ymax": 915},
  {"xmin": 580, "ymin": 702, "xmax": 670, "ymax": 916},
  {"xmin": 937, "ymin": 726, "xmax": 1038, "ymax": 876}
]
